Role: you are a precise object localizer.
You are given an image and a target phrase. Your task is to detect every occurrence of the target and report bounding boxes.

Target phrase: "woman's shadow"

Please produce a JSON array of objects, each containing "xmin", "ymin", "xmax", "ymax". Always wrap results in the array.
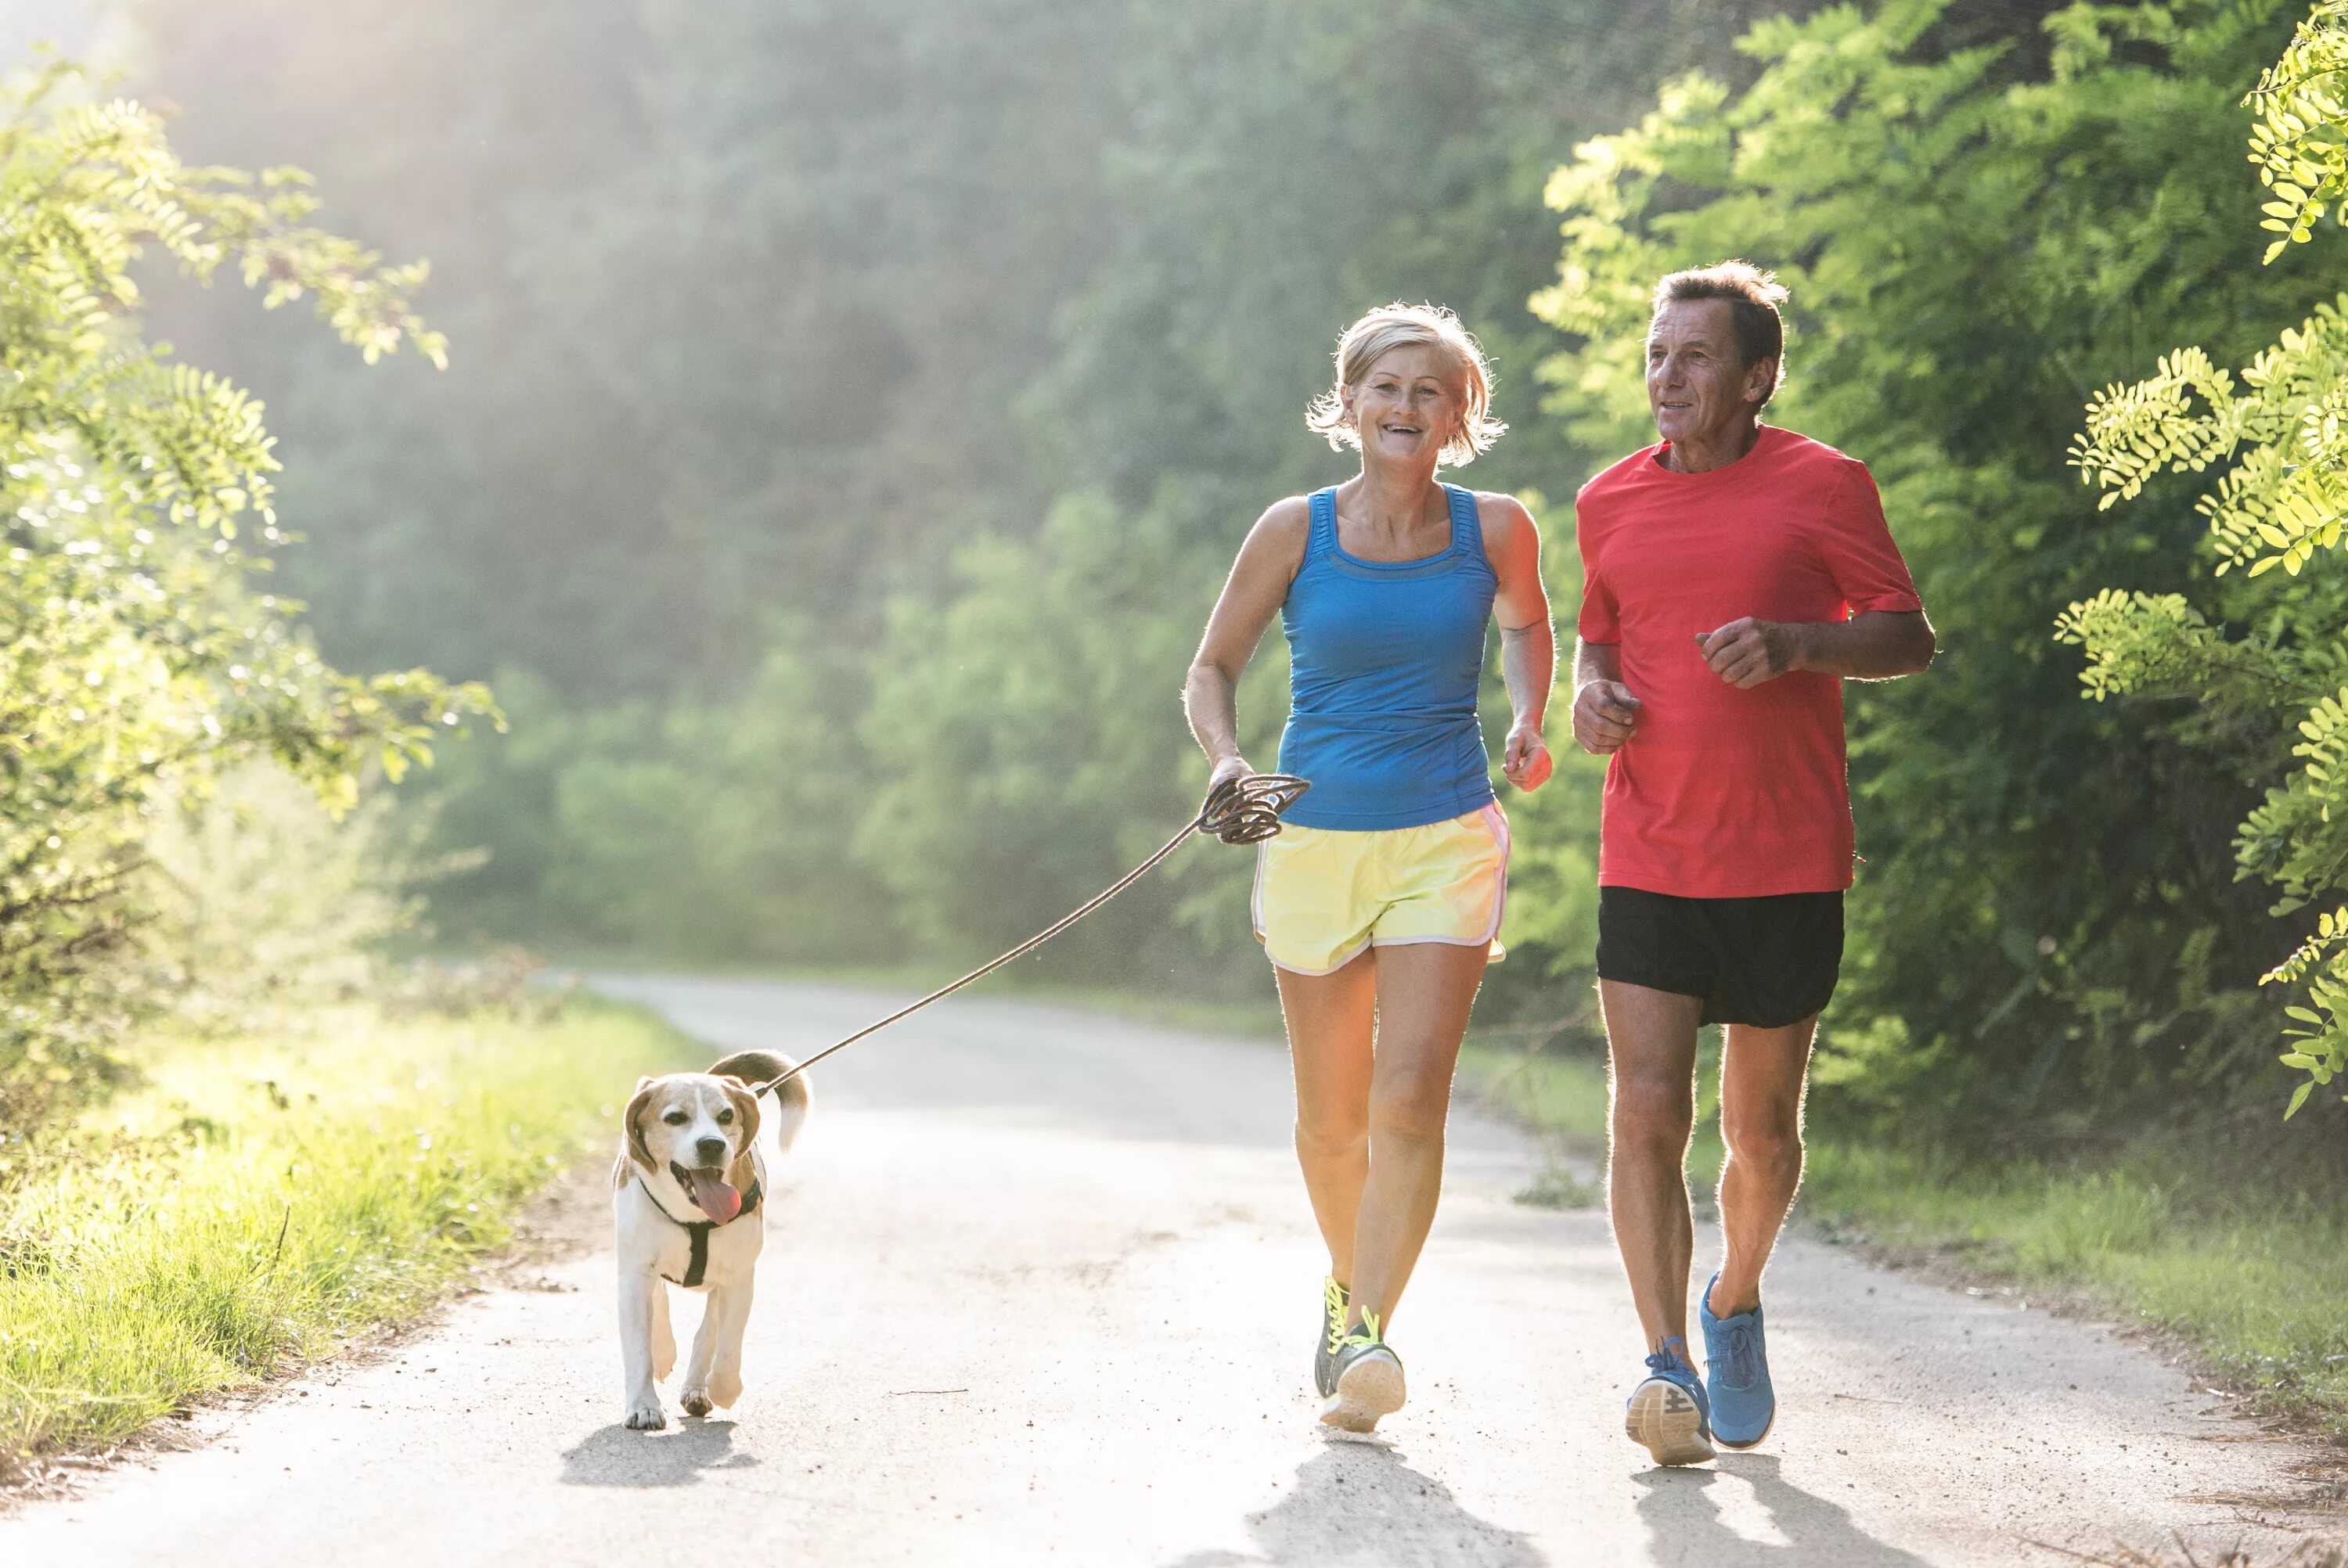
[
  {"xmin": 1637, "ymin": 1452, "xmax": 1932, "ymax": 1566},
  {"xmin": 1168, "ymin": 1442, "xmax": 1545, "ymax": 1568}
]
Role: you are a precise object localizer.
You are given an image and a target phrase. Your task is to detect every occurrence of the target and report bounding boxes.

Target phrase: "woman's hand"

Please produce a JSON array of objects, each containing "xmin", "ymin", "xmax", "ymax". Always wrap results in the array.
[
  {"xmin": 1208, "ymin": 754, "xmax": 1254, "ymax": 790},
  {"xmin": 1502, "ymin": 725, "xmax": 1552, "ymax": 792}
]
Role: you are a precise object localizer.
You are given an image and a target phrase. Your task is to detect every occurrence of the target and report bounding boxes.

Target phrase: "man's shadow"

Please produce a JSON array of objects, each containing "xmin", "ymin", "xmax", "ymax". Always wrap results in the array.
[
  {"xmin": 1169, "ymin": 1442, "xmax": 1545, "ymax": 1568},
  {"xmin": 1637, "ymin": 1452, "xmax": 1931, "ymax": 1566},
  {"xmin": 559, "ymin": 1418, "xmax": 759, "ymax": 1488}
]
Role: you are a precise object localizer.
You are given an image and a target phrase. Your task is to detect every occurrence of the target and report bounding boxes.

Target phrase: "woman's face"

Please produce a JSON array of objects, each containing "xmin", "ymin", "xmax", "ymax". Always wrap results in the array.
[{"xmin": 1345, "ymin": 343, "xmax": 1464, "ymax": 466}]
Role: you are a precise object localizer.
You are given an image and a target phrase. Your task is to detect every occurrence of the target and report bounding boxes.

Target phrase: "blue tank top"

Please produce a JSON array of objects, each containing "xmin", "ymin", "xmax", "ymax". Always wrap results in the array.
[{"xmin": 1276, "ymin": 484, "xmax": 1499, "ymax": 830}]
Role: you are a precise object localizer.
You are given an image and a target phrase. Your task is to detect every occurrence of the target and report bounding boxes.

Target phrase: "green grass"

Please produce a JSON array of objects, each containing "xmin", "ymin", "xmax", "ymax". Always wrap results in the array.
[
  {"xmin": 1801, "ymin": 1145, "xmax": 2348, "ymax": 1439},
  {"xmin": 0, "ymin": 998, "xmax": 693, "ymax": 1468},
  {"xmin": 1454, "ymin": 1045, "xmax": 2348, "ymax": 1440}
]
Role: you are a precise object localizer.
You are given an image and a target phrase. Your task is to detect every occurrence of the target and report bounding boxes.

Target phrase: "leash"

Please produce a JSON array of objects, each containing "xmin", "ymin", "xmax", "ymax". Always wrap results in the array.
[{"xmin": 747, "ymin": 772, "xmax": 1309, "ymax": 1099}]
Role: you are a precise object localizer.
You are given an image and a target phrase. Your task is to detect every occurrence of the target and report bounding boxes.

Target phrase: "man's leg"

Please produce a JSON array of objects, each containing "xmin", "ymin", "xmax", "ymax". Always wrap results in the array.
[
  {"xmin": 1599, "ymin": 979, "xmax": 1705, "ymax": 1351},
  {"xmin": 1707, "ymin": 1015, "xmax": 1817, "ymax": 1318},
  {"xmin": 1344, "ymin": 940, "xmax": 1489, "ymax": 1331},
  {"xmin": 1276, "ymin": 951, "xmax": 1377, "ymax": 1288}
]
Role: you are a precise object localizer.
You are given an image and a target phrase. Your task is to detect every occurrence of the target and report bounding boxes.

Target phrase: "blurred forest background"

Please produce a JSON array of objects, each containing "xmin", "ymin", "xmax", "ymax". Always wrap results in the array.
[{"xmin": 11, "ymin": 0, "xmax": 2348, "ymax": 1154}]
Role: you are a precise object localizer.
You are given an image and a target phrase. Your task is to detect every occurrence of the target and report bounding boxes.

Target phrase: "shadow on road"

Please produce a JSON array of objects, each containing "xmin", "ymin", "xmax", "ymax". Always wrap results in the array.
[
  {"xmin": 1168, "ymin": 1441, "xmax": 1545, "ymax": 1567},
  {"xmin": 559, "ymin": 1418, "xmax": 760, "ymax": 1488},
  {"xmin": 1636, "ymin": 1453, "xmax": 1930, "ymax": 1566}
]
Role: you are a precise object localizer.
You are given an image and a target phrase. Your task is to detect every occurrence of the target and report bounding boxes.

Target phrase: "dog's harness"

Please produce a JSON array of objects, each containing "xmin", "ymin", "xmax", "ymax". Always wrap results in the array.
[{"xmin": 636, "ymin": 1176, "xmax": 762, "ymax": 1288}]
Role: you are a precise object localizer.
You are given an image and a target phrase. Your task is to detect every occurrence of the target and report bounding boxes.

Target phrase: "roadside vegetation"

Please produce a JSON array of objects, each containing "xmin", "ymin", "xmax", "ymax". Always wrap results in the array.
[
  {"xmin": 0, "ymin": 996, "xmax": 685, "ymax": 1471},
  {"xmin": 0, "ymin": 53, "xmax": 637, "ymax": 1478}
]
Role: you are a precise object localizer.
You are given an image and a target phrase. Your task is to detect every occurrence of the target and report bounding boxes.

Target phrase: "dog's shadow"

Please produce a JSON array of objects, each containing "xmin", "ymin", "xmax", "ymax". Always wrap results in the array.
[{"xmin": 560, "ymin": 1418, "xmax": 759, "ymax": 1488}]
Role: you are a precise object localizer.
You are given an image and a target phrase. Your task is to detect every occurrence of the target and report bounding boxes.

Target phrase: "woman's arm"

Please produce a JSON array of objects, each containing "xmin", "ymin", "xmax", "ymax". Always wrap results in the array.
[
  {"xmin": 1483, "ymin": 494, "xmax": 1555, "ymax": 793},
  {"xmin": 1184, "ymin": 498, "xmax": 1311, "ymax": 787}
]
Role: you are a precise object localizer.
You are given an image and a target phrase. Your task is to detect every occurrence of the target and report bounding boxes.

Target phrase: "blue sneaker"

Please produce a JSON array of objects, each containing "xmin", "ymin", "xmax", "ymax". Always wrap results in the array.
[
  {"xmin": 1699, "ymin": 1275, "xmax": 1775, "ymax": 1448},
  {"xmin": 1624, "ymin": 1337, "xmax": 1714, "ymax": 1466}
]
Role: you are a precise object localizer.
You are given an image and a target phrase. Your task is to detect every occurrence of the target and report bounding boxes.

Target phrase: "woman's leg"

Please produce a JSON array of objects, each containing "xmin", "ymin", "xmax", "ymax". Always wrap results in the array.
[
  {"xmin": 1345, "ymin": 940, "xmax": 1489, "ymax": 1332},
  {"xmin": 1276, "ymin": 950, "xmax": 1377, "ymax": 1286}
]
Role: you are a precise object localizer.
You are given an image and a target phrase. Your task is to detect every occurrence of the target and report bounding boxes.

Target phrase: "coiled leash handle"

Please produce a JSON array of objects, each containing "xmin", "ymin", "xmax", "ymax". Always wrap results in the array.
[
  {"xmin": 748, "ymin": 772, "xmax": 1310, "ymax": 1098},
  {"xmin": 1198, "ymin": 771, "xmax": 1310, "ymax": 845}
]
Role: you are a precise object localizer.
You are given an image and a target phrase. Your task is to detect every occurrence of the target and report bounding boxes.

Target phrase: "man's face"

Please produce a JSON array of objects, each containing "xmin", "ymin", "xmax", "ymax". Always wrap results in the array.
[{"xmin": 1644, "ymin": 298, "xmax": 1773, "ymax": 449}]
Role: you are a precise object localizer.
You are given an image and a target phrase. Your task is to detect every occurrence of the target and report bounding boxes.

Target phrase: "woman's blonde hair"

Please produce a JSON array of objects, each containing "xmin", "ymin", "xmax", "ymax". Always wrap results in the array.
[{"xmin": 1305, "ymin": 302, "xmax": 1504, "ymax": 466}]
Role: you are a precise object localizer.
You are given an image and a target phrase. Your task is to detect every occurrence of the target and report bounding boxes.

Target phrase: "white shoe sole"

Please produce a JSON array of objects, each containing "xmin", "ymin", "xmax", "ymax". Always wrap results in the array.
[
  {"xmin": 1319, "ymin": 1349, "xmax": 1405, "ymax": 1433},
  {"xmin": 1625, "ymin": 1376, "xmax": 1716, "ymax": 1466}
]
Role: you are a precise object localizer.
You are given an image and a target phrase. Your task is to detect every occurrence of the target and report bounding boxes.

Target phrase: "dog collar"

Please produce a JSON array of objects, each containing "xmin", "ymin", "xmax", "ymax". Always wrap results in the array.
[{"xmin": 636, "ymin": 1175, "xmax": 762, "ymax": 1289}]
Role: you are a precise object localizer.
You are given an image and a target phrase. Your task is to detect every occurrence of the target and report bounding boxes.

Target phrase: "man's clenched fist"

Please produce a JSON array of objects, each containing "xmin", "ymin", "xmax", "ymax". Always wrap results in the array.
[
  {"xmin": 1696, "ymin": 617, "xmax": 1802, "ymax": 689},
  {"xmin": 1573, "ymin": 680, "xmax": 1642, "ymax": 754}
]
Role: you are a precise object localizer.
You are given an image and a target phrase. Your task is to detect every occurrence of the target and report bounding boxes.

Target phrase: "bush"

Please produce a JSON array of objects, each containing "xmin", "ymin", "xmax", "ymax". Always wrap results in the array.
[{"xmin": 0, "ymin": 59, "xmax": 487, "ymax": 1127}]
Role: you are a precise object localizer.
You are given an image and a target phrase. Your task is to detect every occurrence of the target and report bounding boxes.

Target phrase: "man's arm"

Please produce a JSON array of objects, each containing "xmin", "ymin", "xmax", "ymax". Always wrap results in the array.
[
  {"xmin": 1571, "ymin": 637, "xmax": 1642, "ymax": 754},
  {"xmin": 1695, "ymin": 610, "xmax": 1935, "ymax": 691}
]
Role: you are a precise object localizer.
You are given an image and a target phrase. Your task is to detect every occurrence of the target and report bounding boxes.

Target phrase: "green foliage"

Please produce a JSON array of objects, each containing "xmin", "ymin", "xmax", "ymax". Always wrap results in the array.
[
  {"xmin": 2063, "ymin": 2, "xmax": 2348, "ymax": 1117},
  {"xmin": 2071, "ymin": 311, "xmax": 2348, "ymax": 578},
  {"xmin": 137, "ymin": 763, "xmax": 438, "ymax": 1033},
  {"xmin": 855, "ymin": 488, "xmax": 1266, "ymax": 973},
  {"xmin": 1528, "ymin": 0, "xmax": 2324, "ymax": 1135},
  {"xmin": 0, "ymin": 57, "xmax": 489, "ymax": 1124},
  {"xmin": 2250, "ymin": 0, "xmax": 2348, "ymax": 260},
  {"xmin": 414, "ymin": 643, "xmax": 890, "ymax": 965}
]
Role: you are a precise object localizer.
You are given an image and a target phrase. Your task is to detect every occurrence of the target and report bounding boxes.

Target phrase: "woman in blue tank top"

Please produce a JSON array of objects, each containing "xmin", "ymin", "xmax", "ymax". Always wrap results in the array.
[{"xmin": 1184, "ymin": 304, "xmax": 1555, "ymax": 1432}]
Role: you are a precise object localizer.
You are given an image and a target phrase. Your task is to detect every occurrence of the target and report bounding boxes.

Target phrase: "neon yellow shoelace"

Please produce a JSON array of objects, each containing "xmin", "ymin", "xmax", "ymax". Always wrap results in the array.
[
  {"xmin": 1341, "ymin": 1308, "xmax": 1384, "ymax": 1349},
  {"xmin": 1323, "ymin": 1276, "xmax": 1349, "ymax": 1358}
]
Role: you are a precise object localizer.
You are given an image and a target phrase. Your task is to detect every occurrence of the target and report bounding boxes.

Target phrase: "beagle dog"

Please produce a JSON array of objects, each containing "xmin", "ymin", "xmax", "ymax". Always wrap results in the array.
[{"xmin": 614, "ymin": 1048, "xmax": 809, "ymax": 1430}]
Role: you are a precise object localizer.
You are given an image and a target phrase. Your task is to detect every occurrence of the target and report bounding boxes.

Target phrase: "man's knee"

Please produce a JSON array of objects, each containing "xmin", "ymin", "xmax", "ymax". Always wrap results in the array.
[
  {"xmin": 1611, "ymin": 1071, "xmax": 1694, "ymax": 1150},
  {"xmin": 1721, "ymin": 1113, "xmax": 1803, "ymax": 1181}
]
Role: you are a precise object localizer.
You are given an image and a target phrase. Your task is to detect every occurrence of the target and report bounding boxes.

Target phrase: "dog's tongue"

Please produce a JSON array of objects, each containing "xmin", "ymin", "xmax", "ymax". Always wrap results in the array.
[{"xmin": 687, "ymin": 1170, "xmax": 741, "ymax": 1225}]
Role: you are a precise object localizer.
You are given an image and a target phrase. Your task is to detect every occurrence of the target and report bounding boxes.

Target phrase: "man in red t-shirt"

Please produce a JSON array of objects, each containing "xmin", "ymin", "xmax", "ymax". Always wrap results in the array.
[{"xmin": 1572, "ymin": 261, "xmax": 1934, "ymax": 1467}]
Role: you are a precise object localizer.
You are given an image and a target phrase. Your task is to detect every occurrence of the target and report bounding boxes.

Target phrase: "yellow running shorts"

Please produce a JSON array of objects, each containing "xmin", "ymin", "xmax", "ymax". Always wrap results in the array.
[{"xmin": 1251, "ymin": 804, "xmax": 1510, "ymax": 976}]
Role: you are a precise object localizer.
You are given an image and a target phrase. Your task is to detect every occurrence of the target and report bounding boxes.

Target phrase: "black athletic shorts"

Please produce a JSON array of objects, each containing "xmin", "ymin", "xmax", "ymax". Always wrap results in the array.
[{"xmin": 1595, "ymin": 885, "xmax": 1843, "ymax": 1028}]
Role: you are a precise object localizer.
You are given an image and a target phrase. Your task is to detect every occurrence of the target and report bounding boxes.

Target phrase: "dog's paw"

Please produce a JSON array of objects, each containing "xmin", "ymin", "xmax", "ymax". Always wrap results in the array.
[
  {"xmin": 710, "ymin": 1367, "xmax": 743, "ymax": 1409},
  {"xmin": 679, "ymin": 1387, "xmax": 713, "ymax": 1419},
  {"xmin": 624, "ymin": 1397, "xmax": 667, "ymax": 1431}
]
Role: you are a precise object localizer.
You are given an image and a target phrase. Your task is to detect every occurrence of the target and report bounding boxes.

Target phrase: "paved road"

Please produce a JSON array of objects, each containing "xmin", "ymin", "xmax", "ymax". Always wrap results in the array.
[{"xmin": 5, "ymin": 977, "xmax": 2335, "ymax": 1564}]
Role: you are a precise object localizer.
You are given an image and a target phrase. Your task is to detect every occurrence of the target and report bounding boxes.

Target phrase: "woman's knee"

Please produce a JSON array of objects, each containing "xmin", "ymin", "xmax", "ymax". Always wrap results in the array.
[
  {"xmin": 1295, "ymin": 1107, "xmax": 1368, "ymax": 1161},
  {"xmin": 1367, "ymin": 1062, "xmax": 1453, "ymax": 1144}
]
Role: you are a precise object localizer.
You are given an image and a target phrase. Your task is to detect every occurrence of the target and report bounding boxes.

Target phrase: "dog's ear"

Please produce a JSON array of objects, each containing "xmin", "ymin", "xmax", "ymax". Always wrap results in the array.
[
  {"xmin": 623, "ymin": 1077, "xmax": 660, "ymax": 1171},
  {"xmin": 719, "ymin": 1077, "xmax": 762, "ymax": 1153}
]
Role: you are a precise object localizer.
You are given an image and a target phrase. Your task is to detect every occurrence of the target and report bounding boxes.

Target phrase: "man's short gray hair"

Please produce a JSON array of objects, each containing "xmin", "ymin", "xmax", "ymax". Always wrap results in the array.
[{"xmin": 1652, "ymin": 260, "xmax": 1788, "ymax": 400}]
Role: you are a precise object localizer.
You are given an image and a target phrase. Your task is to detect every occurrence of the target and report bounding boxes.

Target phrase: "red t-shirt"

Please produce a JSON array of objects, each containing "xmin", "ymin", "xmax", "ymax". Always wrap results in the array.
[{"xmin": 1575, "ymin": 425, "xmax": 1922, "ymax": 898}]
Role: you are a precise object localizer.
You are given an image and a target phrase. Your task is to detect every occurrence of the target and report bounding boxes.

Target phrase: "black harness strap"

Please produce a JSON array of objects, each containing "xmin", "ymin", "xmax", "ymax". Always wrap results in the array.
[{"xmin": 639, "ymin": 1177, "xmax": 762, "ymax": 1288}]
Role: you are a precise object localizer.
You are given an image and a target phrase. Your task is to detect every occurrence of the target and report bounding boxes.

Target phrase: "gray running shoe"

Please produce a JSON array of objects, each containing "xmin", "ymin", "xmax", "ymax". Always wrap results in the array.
[
  {"xmin": 1313, "ymin": 1276, "xmax": 1348, "ymax": 1398},
  {"xmin": 1319, "ymin": 1311, "xmax": 1405, "ymax": 1433}
]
